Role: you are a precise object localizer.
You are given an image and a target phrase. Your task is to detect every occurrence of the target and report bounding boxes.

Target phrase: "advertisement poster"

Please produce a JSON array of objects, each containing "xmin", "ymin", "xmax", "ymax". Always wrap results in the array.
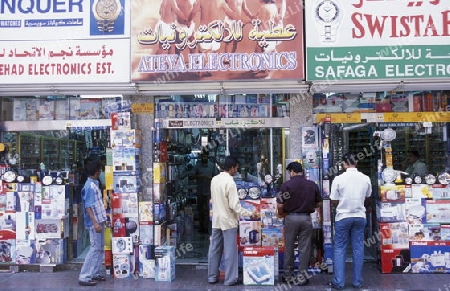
[
  {"xmin": 131, "ymin": 0, "xmax": 304, "ymax": 82},
  {"xmin": 0, "ymin": 0, "xmax": 130, "ymax": 84},
  {"xmin": 305, "ymin": 0, "xmax": 450, "ymax": 81}
]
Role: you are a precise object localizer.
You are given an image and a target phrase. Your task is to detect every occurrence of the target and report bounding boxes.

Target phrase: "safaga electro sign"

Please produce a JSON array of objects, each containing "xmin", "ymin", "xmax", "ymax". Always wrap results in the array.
[
  {"xmin": 0, "ymin": 0, "xmax": 127, "ymax": 40},
  {"xmin": 305, "ymin": 0, "xmax": 450, "ymax": 81}
]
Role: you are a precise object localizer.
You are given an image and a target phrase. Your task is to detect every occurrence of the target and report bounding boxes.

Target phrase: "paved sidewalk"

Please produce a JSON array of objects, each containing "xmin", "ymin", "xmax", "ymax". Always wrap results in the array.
[{"xmin": 0, "ymin": 261, "xmax": 449, "ymax": 291}]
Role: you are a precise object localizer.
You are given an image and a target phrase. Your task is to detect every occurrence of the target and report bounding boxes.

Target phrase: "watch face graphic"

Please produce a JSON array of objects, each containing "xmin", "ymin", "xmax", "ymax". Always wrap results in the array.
[
  {"xmin": 94, "ymin": 0, "xmax": 121, "ymax": 21},
  {"xmin": 316, "ymin": 0, "xmax": 339, "ymax": 23}
]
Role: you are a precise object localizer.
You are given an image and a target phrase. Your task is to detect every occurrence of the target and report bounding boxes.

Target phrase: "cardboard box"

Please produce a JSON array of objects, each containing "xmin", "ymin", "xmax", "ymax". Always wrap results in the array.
[
  {"xmin": 426, "ymin": 200, "xmax": 450, "ymax": 223},
  {"xmin": 111, "ymin": 192, "xmax": 139, "ymax": 216},
  {"xmin": 112, "ymin": 147, "xmax": 140, "ymax": 172},
  {"xmin": 411, "ymin": 184, "xmax": 433, "ymax": 199},
  {"xmin": 243, "ymin": 246, "xmax": 275, "ymax": 285},
  {"xmin": 110, "ymin": 129, "xmax": 142, "ymax": 148},
  {"xmin": 408, "ymin": 224, "xmax": 441, "ymax": 241},
  {"xmin": 405, "ymin": 198, "xmax": 426, "ymax": 224},
  {"xmin": 380, "ymin": 185, "xmax": 406, "ymax": 202},
  {"xmin": 113, "ymin": 254, "xmax": 132, "ymax": 278},
  {"xmin": 113, "ymin": 175, "xmax": 140, "ymax": 193},
  {"xmin": 239, "ymin": 221, "xmax": 262, "ymax": 247},
  {"xmin": 432, "ymin": 185, "xmax": 450, "ymax": 200},
  {"xmin": 15, "ymin": 239, "xmax": 36, "ymax": 264},
  {"xmin": 379, "ymin": 248, "xmax": 411, "ymax": 273},
  {"xmin": 240, "ymin": 200, "xmax": 261, "ymax": 221},
  {"xmin": 377, "ymin": 201, "xmax": 406, "ymax": 222},
  {"xmin": 410, "ymin": 241, "xmax": 450, "ymax": 273},
  {"xmin": 112, "ymin": 237, "xmax": 133, "ymax": 255},
  {"xmin": 38, "ymin": 100, "xmax": 55, "ymax": 120},
  {"xmin": 379, "ymin": 222, "xmax": 409, "ymax": 249},
  {"xmin": 155, "ymin": 246, "xmax": 176, "ymax": 282},
  {"xmin": 35, "ymin": 238, "xmax": 66, "ymax": 264},
  {"xmin": 261, "ymin": 227, "xmax": 284, "ymax": 247}
]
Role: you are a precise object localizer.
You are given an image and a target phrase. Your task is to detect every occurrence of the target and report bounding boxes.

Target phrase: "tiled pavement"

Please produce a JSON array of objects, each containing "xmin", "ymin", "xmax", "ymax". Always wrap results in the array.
[{"xmin": 0, "ymin": 261, "xmax": 449, "ymax": 291}]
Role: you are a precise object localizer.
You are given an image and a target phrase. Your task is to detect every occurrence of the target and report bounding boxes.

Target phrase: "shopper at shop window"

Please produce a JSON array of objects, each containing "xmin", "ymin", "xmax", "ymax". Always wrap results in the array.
[
  {"xmin": 190, "ymin": 149, "xmax": 219, "ymax": 234},
  {"xmin": 328, "ymin": 153, "xmax": 372, "ymax": 290},
  {"xmin": 276, "ymin": 161, "xmax": 322, "ymax": 286},
  {"xmin": 208, "ymin": 156, "xmax": 252, "ymax": 286},
  {"xmin": 401, "ymin": 150, "xmax": 428, "ymax": 176},
  {"xmin": 78, "ymin": 159, "xmax": 107, "ymax": 286}
]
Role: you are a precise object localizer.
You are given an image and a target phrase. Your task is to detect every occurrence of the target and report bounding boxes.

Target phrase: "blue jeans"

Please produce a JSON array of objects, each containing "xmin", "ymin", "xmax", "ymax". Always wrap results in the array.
[
  {"xmin": 79, "ymin": 225, "xmax": 105, "ymax": 281},
  {"xmin": 333, "ymin": 217, "xmax": 366, "ymax": 288}
]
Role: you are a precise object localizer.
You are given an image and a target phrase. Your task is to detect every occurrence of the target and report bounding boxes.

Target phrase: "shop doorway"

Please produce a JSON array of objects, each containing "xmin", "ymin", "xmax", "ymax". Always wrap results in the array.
[{"xmin": 165, "ymin": 127, "xmax": 288, "ymax": 264}]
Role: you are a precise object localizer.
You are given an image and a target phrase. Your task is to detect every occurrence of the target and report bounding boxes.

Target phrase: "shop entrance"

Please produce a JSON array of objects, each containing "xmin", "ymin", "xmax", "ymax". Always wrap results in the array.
[{"xmin": 165, "ymin": 127, "xmax": 288, "ymax": 264}]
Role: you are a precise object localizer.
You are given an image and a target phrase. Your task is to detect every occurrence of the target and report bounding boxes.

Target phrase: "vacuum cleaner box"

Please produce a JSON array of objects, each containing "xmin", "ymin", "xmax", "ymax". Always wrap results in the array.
[{"xmin": 243, "ymin": 246, "xmax": 275, "ymax": 286}]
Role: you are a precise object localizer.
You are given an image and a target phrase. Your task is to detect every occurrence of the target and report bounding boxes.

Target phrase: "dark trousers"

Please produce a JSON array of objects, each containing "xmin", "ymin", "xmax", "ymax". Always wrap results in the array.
[{"xmin": 197, "ymin": 195, "xmax": 210, "ymax": 231}]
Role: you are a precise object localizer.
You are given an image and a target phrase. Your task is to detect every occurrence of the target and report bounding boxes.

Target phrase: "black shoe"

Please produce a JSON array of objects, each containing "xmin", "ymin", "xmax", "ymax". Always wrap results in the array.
[
  {"xmin": 225, "ymin": 279, "xmax": 242, "ymax": 286},
  {"xmin": 327, "ymin": 282, "xmax": 344, "ymax": 290},
  {"xmin": 296, "ymin": 278, "xmax": 310, "ymax": 286},
  {"xmin": 92, "ymin": 275, "xmax": 106, "ymax": 281},
  {"xmin": 79, "ymin": 280, "xmax": 97, "ymax": 286},
  {"xmin": 208, "ymin": 279, "xmax": 218, "ymax": 284}
]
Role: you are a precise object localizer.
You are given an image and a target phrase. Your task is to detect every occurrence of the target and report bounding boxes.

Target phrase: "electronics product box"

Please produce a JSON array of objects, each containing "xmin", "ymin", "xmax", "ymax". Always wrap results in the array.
[
  {"xmin": 110, "ymin": 129, "xmax": 142, "ymax": 148},
  {"xmin": 260, "ymin": 209, "xmax": 284, "ymax": 228},
  {"xmin": 376, "ymin": 201, "xmax": 406, "ymax": 222},
  {"xmin": 380, "ymin": 185, "xmax": 406, "ymax": 202},
  {"xmin": 405, "ymin": 198, "xmax": 426, "ymax": 224},
  {"xmin": 139, "ymin": 244, "xmax": 156, "ymax": 278},
  {"xmin": 102, "ymin": 97, "xmax": 123, "ymax": 118},
  {"xmin": 153, "ymin": 162, "xmax": 167, "ymax": 184},
  {"xmin": 69, "ymin": 98, "xmax": 81, "ymax": 119},
  {"xmin": 152, "ymin": 183, "xmax": 167, "ymax": 204},
  {"xmin": 242, "ymin": 246, "xmax": 275, "ymax": 286},
  {"xmin": 113, "ymin": 174, "xmax": 141, "ymax": 193},
  {"xmin": 111, "ymin": 192, "xmax": 139, "ymax": 216},
  {"xmin": 15, "ymin": 239, "xmax": 36, "ymax": 264},
  {"xmin": 240, "ymin": 199, "xmax": 261, "ymax": 221},
  {"xmin": 112, "ymin": 147, "xmax": 141, "ymax": 172},
  {"xmin": 38, "ymin": 99, "xmax": 55, "ymax": 120},
  {"xmin": 138, "ymin": 201, "xmax": 153, "ymax": 223},
  {"xmin": 432, "ymin": 185, "xmax": 450, "ymax": 200},
  {"xmin": 155, "ymin": 245, "xmax": 176, "ymax": 282},
  {"xmin": 111, "ymin": 112, "xmax": 131, "ymax": 130},
  {"xmin": 35, "ymin": 238, "xmax": 66, "ymax": 264},
  {"xmin": 408, "ymin": 224, "xmax": 441, "ymax": 241},
  {"xmin": 411, "ymin": 184, "xmax": 433, "ymax": 199},
  {"xmin": 139, "ymin": 224, "xmax": 154, "ymax": 245},
  {"xmin": 113, "ymin": 254, "xmax": 132, "ymax": 278},
  {"xmin": 410, "ymin": 241, "xmax": 450, "ymax": 273},
  {"xmin": 379, "ymin": 248, "xmax": 411, "ymax": 274},
  {"xmin": 441, "ymin": 225, "xmax": 450, "ymax": 241},
  {"xmin": 261, "ymin": 227, "xmax": 284, "ymax": 247},
  {"xmin": 154, "ymin": 203, "xmax": 166, "ymax": 224},
  {"xmin": 13, "ymin": 99, "xmax": 27, "ymax": 121},
  {"xmin": 54, "ymin": 98, "xmax": 70, "ymax": 120},
  {"xmin": 426, "ymin": 200, "xmax": 450, "ymax": 223},
  {"xmin": 15, "ymin": 211, "xmax": 35, "ymax": 240},
  {"xmin": 379, "ymin": 222, "xmax": 409, "ymax": 249},
  {"xmin": 79, "ymin": 98, "xmax": 101, "ymax": 119},
  {"xmin": 154, "ymin": 222, "xmax": 167, "ymax": 246},
  {"xmin": 239, "ymin": 221, "xmax": 262, "ymax": 247},
  {"xmin": 323, "ymin": 243, "xmax": 334, "ymax": 273},
  {"xmin": 112, "ymin": 237, "xmax": 133, "ymax": 255},
  {"xmin": 35, "ymin": 218, "xmax": 69, "ymax": 239}
]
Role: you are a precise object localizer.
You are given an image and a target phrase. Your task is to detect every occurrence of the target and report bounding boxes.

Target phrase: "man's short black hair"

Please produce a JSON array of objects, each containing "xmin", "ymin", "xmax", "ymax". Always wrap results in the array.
[
  {"xmin": 85, "ymin": 159, "xmax": 102, "ymax": 176},
  {"xmin": 222, "ymin": 156, "xmax": 239, "ymax": 171},
  {"xmin": 409, "ymin": 150, "xmax": 420, "ymax": 158},
  {"xmin": 286, "ymin": 161, "xmax": 303, "ymax": 173},
  {"xmin": 343, "ymin": 152, "xmax": 357, "ymax": 165}
]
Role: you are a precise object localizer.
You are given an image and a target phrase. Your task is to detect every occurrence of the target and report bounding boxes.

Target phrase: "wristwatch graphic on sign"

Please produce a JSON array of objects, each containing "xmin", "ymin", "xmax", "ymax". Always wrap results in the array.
[
  {"xmin": 315, "ymin": 0, "xmax": 341, "ymax": 42},
  {"xmin": 92, "ymin": 0, "xmax": 122, "ymax": 32}
]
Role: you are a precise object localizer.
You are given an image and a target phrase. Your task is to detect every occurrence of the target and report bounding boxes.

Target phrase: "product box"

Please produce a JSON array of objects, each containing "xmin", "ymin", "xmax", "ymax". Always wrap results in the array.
[
  {"xmin": 376, "ymin": 201, "xmax": 406, "ymax": 222},
  {"xmin": 15, "ymin": 212, "xmax": 34, "ymax": 240},
  {"xmin": 0, "ymin": 237, "xmax": 15, "ymax": 263},
  {"xmin": 390, "ymin": 93, "xmax": 409, "ymax": 112},
  {"xmin": 432, "ymin": 185, "xmax": 450, "ymax": 200},
  {"xmin": 102, "ymin": 97, "xmax": 123, "ymax": 118},
  {"xmin": 38, "ymin": 99, "xmax": 55, "ymax": 120},
  {"xmin": 154, "ymin": 222, "xmax": 167, "ymax": 246},
  {"xmin": 154, "ymin": 203, "xmax": 166, "ymax": 225},
  {"xmin": 426, "ymin": 200, "xmax": 450, "ymax": 223},
  {"xmin": 240, "ymin": 199, "xmax": 261, "ymax": 221},
  {"xmin": 239, "ymin": 221, "xmax": 262, "ymax": 247},
  {"xmin": 35, "ymin": 218, "xmax": 68, "ymax": 239},
  {"xmin": 111, "ymin": 111, "xmax": 131, "ymax": 130},
  {"xmin": 13, "ymin": 99, "xmax": 27, "ymax": 121},
  {"xmin": 138, "ymin": 244, "xmax": 156, "ymax": 278},
  {"xmin": 405, "ymin": 198, "xmax": 426, "ymax": 224},
  {"xmin": 139, "ymin": 201, "xmax": 153, "ymax": 223},
  {"xmin": 69, "ymin": 98, "xmax": 81, "ymax": 119},
  {"xmin": 110, "ymin": 129, "xmax": 142, "ymax": 148},
  {"xmin": 379, "ymin": 222, "xmax": 409, "ymax": 249},
  {"xmin": 113, "ymin": 174, "xmax": 141, "ymax": 193},
  {"xmin": 112, "ymin": 237, "xmax": 133, "ymax": 255},
  {"xmin": 152, "ymin": 183, "xmax": 166, "ymax": 204},
  {"xmin": 410, "ymin": 241, "xmax": 450, "ymax": 273},
  {"xmin": 155, "ymin": 246, "xmax": 176, "ymax": 282},
  {"xmin": 408, "ymin": 224, "xmax": 441, "ymax": 241},
  {"xmin": 112, "ymin": 147, "xmax": 140, "ymax": 172},
  {"xmin": 153, "ymin": 162, "xmax": 167, "ymax": 184},
  {"xmin": 139, "ymin": 224, "xmax": 154, "ymax": 245},
  {"xmin": 35, "ymin": 238, "xmax": 66, "ymax": 264},
  {"xmin": 242, "ymin": 246, "xmax": 275, "ymax": 286},
  {"xmin": 113, "ymin": 254, "xmax": 132, "ymax": 278},
  {"xmin": 380, "ymin": 185, "xmax": 406, "ymax": 202},
  {"xmin": 54, "ymin": 98, "xmax": 70, "ymax": 120},
  {"xmin": 379, "ymin": 248, "xmax": 411, "ymax": 273},
  {"xmin": 79, "ymin": 98, "xmax": 101, "ymax": 119},
  {"xmin": 441, "ymin": 225, "xmax": 450, "ymax": 241},
  {"xmin": 411, "ymin": 184, "xmax": 433, "ymax": 199},
  {"xmin": 15, "ymin": 239, "xmax": 36, "ymax": 264},
  {"xmin": 26, "ymin": 99, "xmax": 39, "ymax": 121},
  {"xmin": 111, "ymin": 192, "xmax": 139, "ymax": 216},
  {"xmin": 261, "ymin": 227, "xmax": 284, "ymax": 247}
]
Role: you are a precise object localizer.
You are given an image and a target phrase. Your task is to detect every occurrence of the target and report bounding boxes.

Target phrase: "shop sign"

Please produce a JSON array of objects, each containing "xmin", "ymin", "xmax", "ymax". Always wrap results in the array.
[
  {"xmin": 131, "ymin": 103, "xmax": 154, "ymax": 114},
  {"xmin": 0, "ymin": 0, "xmax": 131, "ymax": 84},
  {"xmin": 162, "ymin": 118, "xmax": 289, "ymax": 128},
  {"xmin": 131, "ymin": 0, "xmax": 304, "ymax": 82},
  {"xmin": 315, "ymin": 113, "xmax": 362, "ymax": 123},
  {"xmin": 305, "ymin": 0, "xmax": 450, "ymax": 81}
]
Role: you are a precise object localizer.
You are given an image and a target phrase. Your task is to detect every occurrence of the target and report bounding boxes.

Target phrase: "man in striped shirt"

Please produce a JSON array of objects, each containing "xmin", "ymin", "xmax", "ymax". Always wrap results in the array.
[{"xmin": 79, "ymin": 159, "xmax": 107, "ymax": 286}]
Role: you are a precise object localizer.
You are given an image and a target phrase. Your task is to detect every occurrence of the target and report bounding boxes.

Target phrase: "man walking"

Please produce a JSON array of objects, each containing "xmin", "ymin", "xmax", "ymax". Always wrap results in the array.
[
  {"xmin": 277, "ymin": 161, "xmax": 322, "ymax": 286},
  {"xmin": 208, "ymin": 156, "xmax": 251, "ymax": 286},
  {"xmin": 328, "ymin": 152, "xmax": 372, "ymax": 290},
  {"xmin": 78, "ymin": 159, "xmax": 108, "ymax": 286}
]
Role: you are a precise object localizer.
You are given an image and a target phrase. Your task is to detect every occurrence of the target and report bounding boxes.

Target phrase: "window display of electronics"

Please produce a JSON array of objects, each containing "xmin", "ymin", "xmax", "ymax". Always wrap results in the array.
[{"xmin": 2, "ymin": 132, "xmax": 80, "ymax": 171}]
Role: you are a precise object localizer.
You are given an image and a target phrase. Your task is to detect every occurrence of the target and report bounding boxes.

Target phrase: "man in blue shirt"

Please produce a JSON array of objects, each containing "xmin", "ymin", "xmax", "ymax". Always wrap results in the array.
[{"xmin": 79, "ymin": 159, "xmax": 108, "ymax": 286}]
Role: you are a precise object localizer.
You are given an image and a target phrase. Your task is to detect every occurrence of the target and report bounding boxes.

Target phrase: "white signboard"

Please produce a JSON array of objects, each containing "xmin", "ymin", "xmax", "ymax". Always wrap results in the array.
[{"xmin": 305, "ymin": 0, "xmax": 450, "ymax": 81}]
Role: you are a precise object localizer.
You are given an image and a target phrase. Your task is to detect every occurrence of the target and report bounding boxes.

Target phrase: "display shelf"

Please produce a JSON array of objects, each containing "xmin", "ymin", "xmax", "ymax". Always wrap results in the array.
[
  {"xmin": 18, "ymin": 134, "xmax": 41, "ymax": 169},
  {"xmin": 42, "ymin": 137, "xmax": 59, "ymax": 169}
]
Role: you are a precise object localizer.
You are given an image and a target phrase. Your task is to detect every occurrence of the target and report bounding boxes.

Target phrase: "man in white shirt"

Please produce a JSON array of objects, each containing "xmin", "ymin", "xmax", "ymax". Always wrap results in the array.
[
  {"xmin": 208, "ymin": 156, "xmax": 251, "ymax": 286},
  {"xmin": 402, "ymin": 150, "xmax": 428, "ymax": 176},
  {"xmin": 328, "ymin": 153, "xmax": 372, "ymax": 290}
]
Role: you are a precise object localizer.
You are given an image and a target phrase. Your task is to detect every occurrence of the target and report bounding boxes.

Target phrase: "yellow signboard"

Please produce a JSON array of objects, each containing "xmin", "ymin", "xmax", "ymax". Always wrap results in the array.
[
  {"xmin": 315, "ymin": 113, "xmax": 362, "ymax": 123},
  {"xmin": 131, "ymin": 103, "xmax": 154, "ymax": 114}
]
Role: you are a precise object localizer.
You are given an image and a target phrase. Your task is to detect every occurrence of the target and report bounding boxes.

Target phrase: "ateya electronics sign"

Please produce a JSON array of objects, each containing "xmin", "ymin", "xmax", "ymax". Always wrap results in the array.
[{"xmin": 306, "ymin": 0, "xmax": 450, "ymax": 81}]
